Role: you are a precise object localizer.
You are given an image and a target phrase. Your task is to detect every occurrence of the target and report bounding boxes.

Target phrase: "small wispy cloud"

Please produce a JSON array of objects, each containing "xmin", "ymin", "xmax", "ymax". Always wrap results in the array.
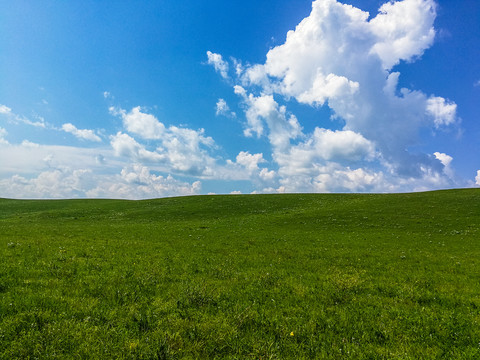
[
  {"xmin": 61, "ymin": 123, "xmax": 102, "ymax": 142},
  {"xmin": 215, "ymin": 98, "xmax": 236, "ymax": 117},
  {"xmin": 207, "ymin": 51, "xmax": 229, "ymax": 79},
  {"xmin": 103, "ymin": 91, "xmax": 114, "ymax": 99},
  {"xmin": 0, "ymin": 104, "xmax": 47, "ymax": 128}
]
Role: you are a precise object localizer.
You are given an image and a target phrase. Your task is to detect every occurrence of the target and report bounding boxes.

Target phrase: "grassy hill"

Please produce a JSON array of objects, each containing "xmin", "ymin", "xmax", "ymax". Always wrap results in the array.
[{"xmin": 1, "ymin": 189, "xmax": 479, "ymax": 359}]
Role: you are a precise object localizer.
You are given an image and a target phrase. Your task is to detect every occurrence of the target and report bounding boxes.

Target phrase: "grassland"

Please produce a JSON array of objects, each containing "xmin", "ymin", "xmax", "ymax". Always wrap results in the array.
[{"xmin": 1, "ymin": 189, "xmax": 480, "ymax": 359}]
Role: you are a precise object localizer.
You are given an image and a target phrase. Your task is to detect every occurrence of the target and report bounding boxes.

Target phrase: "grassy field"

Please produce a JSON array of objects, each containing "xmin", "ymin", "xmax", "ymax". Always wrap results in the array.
[{"xmin": 1, "ymin": 189, "xmax": 480, "ymax": 359}]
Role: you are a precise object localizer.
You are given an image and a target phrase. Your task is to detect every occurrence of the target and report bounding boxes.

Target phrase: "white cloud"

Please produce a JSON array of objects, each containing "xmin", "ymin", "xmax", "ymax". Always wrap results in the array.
[
  {"xmin": 103, "ymin": 91, "xmax": 113, "ymax": 99},
  {"xmin": 87, "ymin": 165, "xmax": 201, "ymax": 199},
  {"xmin": 270, "ymin": 128, "xmax": 378, "ymax": 192},
  {"xmin": 109, "ymin": 107, "xmax": 217, "ymax": 176},
  {"xmin": 476, "ymin": 171, "xmax": 480, "ymax": 186},
  {"xmin": 207, "ymin": 51, "xmax": 229, "ymax": 79},
  {"xmin": 0, "ymin": 104, "xmax": 47, "ymax": 128},
  {"xmin": 236, "ymin": 151, "xmax": 265, "ymax": 173},
  {"xmin": 111, "ymin": 106, "xmax": 166, "ymax": 139},
  {"xmin": 369, "ymin": 0, "xmax": 437, "ymax": 69},
  {"xmin": 61, "ymin": 123, "xmax": 102, "ymax": 142},
  {"xmin": 161, "ymin": 126, "xmax": 215, "ymax": 175},
  {"xmin": 0, "ymin": 169, "xmax": 94, "ymax": 199},
  {"xmin": 26, "ymin": 116, "xmax": 47, "ymax": 128},
  {"xmin": 306, "ymin": 128, "xmax": 376, "ymax": 162},
  {"xmin": 296, "ymin": 73, "xmax": 359, "ymax": 106},
  {"xmin": 274, "ymin": 162, "xmax": 387, "ymax": 193},
  {"xmin": 21, "ymin": 140, "xmax": 39, "ymax": 147},
  {"xmin": 0, "ymin": 164, "xmax": 201, "ymax": 200},
  {"xmin": 434, "ymin": 151, "xmax": 454, "ymax": 179},
  {"xmin": 259, "ymin": 168, "xmax": 276, "ymax": 182},
  {"xmin": 0, "ymin": 134, "xmax": 208, "ymax": 199},
  {"xmin": 0, "ymin": 104, "xmax": 12, "ymax": 114},
  {"xmin": 216, "ymin": 98, "xmax": 236, "ymax": 117},
  {"xmin": 0, "ymin": 141, "xmax": 112, "ymax": 177},
  {"xmin": 434, "ymin": 151, "xmax": 452, "ymax": 167},
  {"xmin": 110, "ymin": 132, "xmax": 166, "ymax": 163},
  {"xmin": 218, "ymin": 0, "xmax": 459, "ymax": 192},
  {"xmin": 235, "ymin": 89, "xmax": 302, "ymax": 150},
  {"xmin": 426, "ymin": 96, "xmax": 457, "ymax": 128}
]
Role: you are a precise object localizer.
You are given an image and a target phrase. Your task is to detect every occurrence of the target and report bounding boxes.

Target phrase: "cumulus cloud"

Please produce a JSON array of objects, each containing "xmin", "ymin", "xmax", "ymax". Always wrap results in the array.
[
  {"xmin": 109, "ymin": 107, "xmax": 217, "ymax": 176},
  {"xmin": 207, "ymin": 51, "xmax": 229, "ymax": 79},
  {"xmin": 434, "ymin": 151, "xmax": 452, "ymax": 168},
  {"xmin": 304, "ymin": 128, "xmax": 376, "ymax": 162},
  {"xmin": 426, "ymin": 96, "xmax": 457, "ymax": 128},
  {"xmin": 476, "ymin": 171, "xmax": 480, "ymax": 186},
  {"xmin": 433, "ymin": 151, "xmax": 454, "ymax": 179},
  {"xmin": 110, "ymin": 132, "xmax": 166, "ymax": 163},
  {"xmin": 259, "ymin": 168, "xmax": 276, "ymax": 182},
  {"xmin": 212, "ymin": 0, "xmax": 459, "ymax": 192},
  {"xmin": 236, "ymin": 151, "xmax": 265, "ymax": 173},
  {"xmin": 61, "ymin": 123, "xmax": 102, "ymax": 142},
  {"xmin": 369, "ymin": 0, "xmax": 437, "ymax": 69},
  {"xmin": 161, "ymin": 126, "xmax": 215, "ymax": 174},
  {"xmin": 110, "ymin": 106, "xmax": 166, "ymax": 139},
  {"xmin": 235, "ymin": 87, "xmax": 302, "ymax": 147}
]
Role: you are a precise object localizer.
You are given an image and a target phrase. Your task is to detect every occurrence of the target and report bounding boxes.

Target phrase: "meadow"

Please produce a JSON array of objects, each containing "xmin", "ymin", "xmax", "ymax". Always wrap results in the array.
[{"xmin": 1, "ymin": 189, "xmax": 479, "ymax": 359}]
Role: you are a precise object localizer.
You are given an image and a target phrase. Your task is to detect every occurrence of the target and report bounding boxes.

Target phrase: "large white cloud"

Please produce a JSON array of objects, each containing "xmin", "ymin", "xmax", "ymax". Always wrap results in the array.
[{"xmin": 209, "ymin": 0, "xmax": 459, "ymax": 193}]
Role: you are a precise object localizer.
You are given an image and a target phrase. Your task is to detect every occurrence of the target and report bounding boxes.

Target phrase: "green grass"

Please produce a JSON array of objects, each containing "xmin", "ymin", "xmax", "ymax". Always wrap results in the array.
[{"xmin": 1, "ymin": 189, "xmax": 480, "ymax": 359}]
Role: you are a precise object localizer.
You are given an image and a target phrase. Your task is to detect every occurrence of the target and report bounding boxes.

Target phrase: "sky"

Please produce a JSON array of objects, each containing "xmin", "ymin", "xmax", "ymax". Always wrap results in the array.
[{"xmin": 1, "ymin": 0, "xmax": 479, "ymax": 199}]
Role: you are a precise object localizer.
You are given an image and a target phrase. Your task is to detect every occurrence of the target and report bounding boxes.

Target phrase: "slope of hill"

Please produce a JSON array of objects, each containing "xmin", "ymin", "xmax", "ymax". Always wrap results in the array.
[{"xmin": 1, "ymin": 189, "xmax": 479, "ymax": 358}]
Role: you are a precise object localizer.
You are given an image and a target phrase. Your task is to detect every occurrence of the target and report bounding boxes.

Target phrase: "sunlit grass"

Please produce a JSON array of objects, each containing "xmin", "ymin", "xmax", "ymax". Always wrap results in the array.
[{"xmin": 1, "ymin": 189, "xmax": 479, "ymax": 358}]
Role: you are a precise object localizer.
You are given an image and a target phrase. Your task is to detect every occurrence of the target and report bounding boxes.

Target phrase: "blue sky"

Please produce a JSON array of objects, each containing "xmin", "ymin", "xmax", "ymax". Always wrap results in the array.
[{"xmin": 0, "ymin": 0, "xmax": 479, "ymax": 198}]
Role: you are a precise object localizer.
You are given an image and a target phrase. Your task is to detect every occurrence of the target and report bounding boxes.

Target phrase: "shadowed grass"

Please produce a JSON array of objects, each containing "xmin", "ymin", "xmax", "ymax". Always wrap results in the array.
[{"xmin": 1, "ymin": 189, "xmax": 480, "ymax": 358}]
